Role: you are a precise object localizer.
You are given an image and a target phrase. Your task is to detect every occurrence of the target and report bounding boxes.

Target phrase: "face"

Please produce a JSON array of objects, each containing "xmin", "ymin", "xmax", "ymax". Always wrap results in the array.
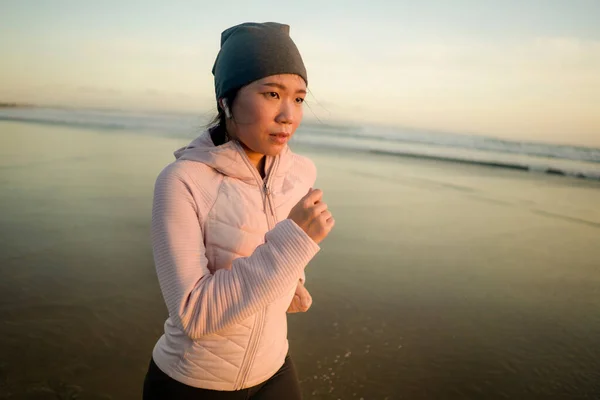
[{"xmin": 222, "ymin": 74, "xmax": 306, "ymax": 164}]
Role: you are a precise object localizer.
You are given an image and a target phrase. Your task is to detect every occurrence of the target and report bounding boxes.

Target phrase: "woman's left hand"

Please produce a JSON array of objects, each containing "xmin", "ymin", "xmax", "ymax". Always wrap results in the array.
[{"xmin": 287, "ymin": 280, "xmax": 312, "ymax": 313}]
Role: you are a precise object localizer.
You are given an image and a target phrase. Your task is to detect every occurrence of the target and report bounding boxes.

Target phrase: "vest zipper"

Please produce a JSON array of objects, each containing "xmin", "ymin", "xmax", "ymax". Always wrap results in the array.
[
  {"xmin": 263, "ymin": 181, "xmax": 277, "ymax": 222},
  {"xmin": 233, "ymin": 143, "xmax": 280, "ymax": 389}
]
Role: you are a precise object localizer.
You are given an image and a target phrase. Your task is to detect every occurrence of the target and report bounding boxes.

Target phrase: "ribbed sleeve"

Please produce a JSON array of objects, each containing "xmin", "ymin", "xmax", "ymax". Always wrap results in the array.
[{"xmin": 151, "ymin": 165, "xmax": 320, "ymax": 339}]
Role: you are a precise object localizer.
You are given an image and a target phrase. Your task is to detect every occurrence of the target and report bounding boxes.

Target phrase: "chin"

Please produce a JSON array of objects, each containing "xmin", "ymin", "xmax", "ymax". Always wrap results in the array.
[
  {"xmin": 243, "ymin": 137, "xmax": 290, "ymax": 158},
  {"xmin": 262, "ymin": 138, "xmax": 290, "ymax": 156}
]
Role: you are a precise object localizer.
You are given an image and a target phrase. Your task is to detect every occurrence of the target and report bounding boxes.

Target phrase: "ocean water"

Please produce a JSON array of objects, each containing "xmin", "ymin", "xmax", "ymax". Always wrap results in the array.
[
  {"xmin": 1, "ymin": 118, "xmax": 600, "ymax": 399},
  {"xmin": 2, "ymin": 106, "xmax": 600, "ymax": 180}
]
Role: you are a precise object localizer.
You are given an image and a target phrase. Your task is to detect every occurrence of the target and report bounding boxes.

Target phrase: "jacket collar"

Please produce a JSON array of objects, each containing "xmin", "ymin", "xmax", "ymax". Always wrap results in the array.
[{"xmin": 174, "ymin": 130, "xmax": 294, "ymax": 185}]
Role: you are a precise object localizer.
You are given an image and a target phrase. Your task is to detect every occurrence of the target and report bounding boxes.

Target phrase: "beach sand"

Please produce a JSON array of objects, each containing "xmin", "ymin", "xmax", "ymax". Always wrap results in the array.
[{"xmin": 1, "ymin": 121, "xmax": 599, "ymax": 399}]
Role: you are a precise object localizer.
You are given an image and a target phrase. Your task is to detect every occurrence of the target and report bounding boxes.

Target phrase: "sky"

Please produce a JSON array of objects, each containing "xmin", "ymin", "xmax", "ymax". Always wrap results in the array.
[{"xmin": 1, "ymin": 0, "xmax": 599, "ymax": 146}]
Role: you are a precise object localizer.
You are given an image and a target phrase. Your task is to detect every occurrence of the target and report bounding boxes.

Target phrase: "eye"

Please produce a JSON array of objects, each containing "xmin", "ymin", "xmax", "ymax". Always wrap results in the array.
[
  {"xmin": 266, "ymin": 92, "xmax": 279, "ymax": 99},
  {"xmin": 295, "ymin": 97, "xmax": 305, "ymax": 104}
]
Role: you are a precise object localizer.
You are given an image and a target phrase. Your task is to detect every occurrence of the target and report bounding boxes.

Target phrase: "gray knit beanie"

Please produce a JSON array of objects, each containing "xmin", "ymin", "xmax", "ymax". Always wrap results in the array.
[{"xmin": 212, "ymin": 22, "xmax": 307, "ymax": 100}]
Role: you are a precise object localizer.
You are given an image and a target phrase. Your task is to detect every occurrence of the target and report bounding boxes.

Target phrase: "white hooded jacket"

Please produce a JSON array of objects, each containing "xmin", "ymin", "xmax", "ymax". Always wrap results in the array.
[{"xmin": 150, "ymin": 131, "xmax": 319, "ymax": 390}]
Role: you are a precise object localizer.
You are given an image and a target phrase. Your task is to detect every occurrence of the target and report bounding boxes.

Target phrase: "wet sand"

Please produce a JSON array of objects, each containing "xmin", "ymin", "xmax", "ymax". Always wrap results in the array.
[{"xmin": 1, "ymin": 121, "xmax": 600, "ymax": 399}]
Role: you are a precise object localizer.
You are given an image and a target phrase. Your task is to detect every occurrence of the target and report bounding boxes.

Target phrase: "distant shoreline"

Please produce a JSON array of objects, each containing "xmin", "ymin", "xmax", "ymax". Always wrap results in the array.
[
  {"xmin": 2, "ymin": 114, "xmax": 599, "ymax": 182},
  {"xmin": 0, "ymin": 102, "xmax": 34, "ymax": 108},
  {"xmin": 2, "ymin": 103, "xmax": 599, "ymax": 154}
]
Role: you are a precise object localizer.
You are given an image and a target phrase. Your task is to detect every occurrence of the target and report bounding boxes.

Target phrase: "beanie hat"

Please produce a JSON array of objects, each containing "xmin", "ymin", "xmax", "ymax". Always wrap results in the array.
[{"xmin": 212, "ymin": 22, "xmax": 307, "ymax": 100}]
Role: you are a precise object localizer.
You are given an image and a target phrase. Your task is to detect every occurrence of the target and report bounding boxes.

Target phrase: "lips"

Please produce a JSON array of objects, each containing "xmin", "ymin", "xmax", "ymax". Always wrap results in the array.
[{"xmin": 269, "ymin": 132, "xmax": 291, "ymax": 145}]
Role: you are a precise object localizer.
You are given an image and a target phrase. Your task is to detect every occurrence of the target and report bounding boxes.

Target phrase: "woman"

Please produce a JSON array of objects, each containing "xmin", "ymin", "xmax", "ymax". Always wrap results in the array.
[{"xmin": 143, "ymin": 22, "xmax": 335, "ymax": 399}]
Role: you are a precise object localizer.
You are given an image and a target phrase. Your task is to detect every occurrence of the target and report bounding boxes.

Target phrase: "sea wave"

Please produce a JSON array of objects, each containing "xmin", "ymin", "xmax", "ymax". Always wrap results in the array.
[{"xmin": 2, "ymin": 107, "xmax": 599, "ymax": 181}]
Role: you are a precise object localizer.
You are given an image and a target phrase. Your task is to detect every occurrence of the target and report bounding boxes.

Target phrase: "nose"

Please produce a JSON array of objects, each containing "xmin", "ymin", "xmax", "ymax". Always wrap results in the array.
[{"xmin": 275, "ymin": 100, "xmax": 295, "ymax": 125}]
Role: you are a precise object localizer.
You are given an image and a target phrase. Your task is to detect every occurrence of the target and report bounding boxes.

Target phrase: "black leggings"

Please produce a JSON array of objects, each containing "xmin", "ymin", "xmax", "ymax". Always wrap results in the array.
[{"xmin": 142, "ymin": 355, "xmax": 302, "ymax": 400}]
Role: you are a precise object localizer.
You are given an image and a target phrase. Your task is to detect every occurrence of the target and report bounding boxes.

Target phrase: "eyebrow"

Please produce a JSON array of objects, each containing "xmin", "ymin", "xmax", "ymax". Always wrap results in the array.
[{"xmin": 262, "ymin": 82, "xmax": 307, "ymax": 95}]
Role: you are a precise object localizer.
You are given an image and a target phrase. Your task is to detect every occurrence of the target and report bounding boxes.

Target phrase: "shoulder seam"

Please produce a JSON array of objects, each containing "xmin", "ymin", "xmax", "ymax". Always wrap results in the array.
[
  {"xmin": 205, "ymin": 175, "xmax": 225, "ymax": 229},
  {"xmin": 173, "ymin": 161, "xmax": 223, "ymax": 229}
]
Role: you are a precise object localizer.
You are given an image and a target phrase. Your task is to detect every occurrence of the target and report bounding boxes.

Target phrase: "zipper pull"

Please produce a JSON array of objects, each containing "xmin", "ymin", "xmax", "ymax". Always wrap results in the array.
[{"xmin": 263, "ymin": 182, "xmax": 270, "ymax": 195}]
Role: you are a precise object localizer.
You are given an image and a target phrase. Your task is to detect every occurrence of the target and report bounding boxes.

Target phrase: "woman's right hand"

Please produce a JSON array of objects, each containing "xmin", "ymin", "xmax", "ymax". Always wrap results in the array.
[{"xmin": 287, "ymin": 188, "xmax": 335, "ymax": 244}]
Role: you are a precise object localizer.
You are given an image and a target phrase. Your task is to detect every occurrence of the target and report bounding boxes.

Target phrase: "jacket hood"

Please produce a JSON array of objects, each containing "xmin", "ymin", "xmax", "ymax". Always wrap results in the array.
[{"xmin": 173, "ymin": 130, "xmax": 293, "ymax": 185}]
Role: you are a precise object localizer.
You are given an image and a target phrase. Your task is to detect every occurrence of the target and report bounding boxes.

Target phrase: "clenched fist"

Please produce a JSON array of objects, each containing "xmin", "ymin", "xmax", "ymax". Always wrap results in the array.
[
  {"xmin": 287, "ymin": 280, "xmax": 312, "ymax": 313},
  {"xmin": 287, "ymin": 188, "xmax": 335, "ymax": 244}
]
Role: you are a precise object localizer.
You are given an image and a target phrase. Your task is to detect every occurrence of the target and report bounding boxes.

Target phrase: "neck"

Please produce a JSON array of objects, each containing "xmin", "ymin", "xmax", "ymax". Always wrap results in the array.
[
  {"xmin": 223, "ymin": 122, "xmax": 266, "ymax": 178},
  {"xmin": 242, "ymin": 145, "xmax": 266, "ymax": 179}
]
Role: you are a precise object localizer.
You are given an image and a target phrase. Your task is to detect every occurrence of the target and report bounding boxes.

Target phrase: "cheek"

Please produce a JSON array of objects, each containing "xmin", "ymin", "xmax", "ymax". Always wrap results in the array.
[
  {"xmin": 240, "ymin": 96, "xmax": 274, "ymax": 124},
  {"xmin": 256, "ymin": 104, "xmax": 276, "ymax": 125},
  {"xmin": 235, "ymin": 96, "xmax": 262, "ymax": 123},
  {"xmin": 235, "ymin": 101, "xmax": 272, "ymax": 141}
]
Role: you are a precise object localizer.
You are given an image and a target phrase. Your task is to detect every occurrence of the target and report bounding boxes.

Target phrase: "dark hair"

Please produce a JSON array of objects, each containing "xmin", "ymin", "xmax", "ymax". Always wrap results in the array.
[{"xmin": 208, "ymin": 89, "xmax": 239, "ymax": 146}]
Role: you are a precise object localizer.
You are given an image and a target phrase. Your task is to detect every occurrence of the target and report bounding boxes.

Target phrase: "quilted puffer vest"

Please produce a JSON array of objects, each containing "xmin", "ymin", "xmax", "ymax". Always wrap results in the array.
[{"xmin": 149, "ymin": 130, "xmax": 320, "ymax": 390}]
